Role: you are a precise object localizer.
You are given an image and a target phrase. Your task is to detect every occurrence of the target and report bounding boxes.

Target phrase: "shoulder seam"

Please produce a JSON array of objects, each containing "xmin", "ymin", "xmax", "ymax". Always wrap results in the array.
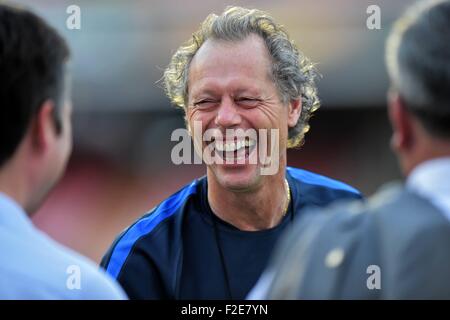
[
  {"xmin": 287, "ymin": 166, "xmax": 361, "ymax": 195},
  {"xmin": 101, "ymin": 209, "xmax": 156, "ymax": 270},
  {"xmin": 104, "ymin": 180, "xmax": 198, "ymax": 279}
]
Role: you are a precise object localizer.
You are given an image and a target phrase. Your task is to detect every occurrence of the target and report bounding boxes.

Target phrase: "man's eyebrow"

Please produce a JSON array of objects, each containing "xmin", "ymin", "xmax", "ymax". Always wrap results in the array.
[
  {"xmin": 190, "ymin": 86, "xmax": 220, "ymax": 98},
  {"xmin": 234, "ymin": 88, "xmax": 262, "ymax": 97},
  {"xmin": 190, "ymin": 84, "xmax": 263, "ymax": 100}
]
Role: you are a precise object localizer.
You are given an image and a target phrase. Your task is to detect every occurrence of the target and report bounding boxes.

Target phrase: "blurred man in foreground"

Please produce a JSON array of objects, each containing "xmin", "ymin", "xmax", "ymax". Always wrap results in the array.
[
  {"xmin": 102, "ymin": 6, "xmax": 361, "ymax": 299},
  {"xmin": 0, "ymin": 3, "xmax": 126, "ymax": 299},
  {"xmin": 250, "ymin": 0, "xmax": 450, "ymax": 299}
]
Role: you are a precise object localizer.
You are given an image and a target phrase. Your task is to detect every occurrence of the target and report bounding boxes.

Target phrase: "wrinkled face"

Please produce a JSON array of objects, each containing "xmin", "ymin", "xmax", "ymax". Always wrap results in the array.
[{"xmin": 187, "ymin": 34, "xmax": 297, "ymax": 191}]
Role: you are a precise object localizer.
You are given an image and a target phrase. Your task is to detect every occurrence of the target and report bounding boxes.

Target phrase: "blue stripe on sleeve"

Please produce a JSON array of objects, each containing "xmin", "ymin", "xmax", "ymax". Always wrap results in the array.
[
  {"xmin": 287, "ymin": 167, "xmax": 360, "ymax": 195},
  {"xmin": 106, "ymin": 180, "xmax": 198, "ymax": 279}
]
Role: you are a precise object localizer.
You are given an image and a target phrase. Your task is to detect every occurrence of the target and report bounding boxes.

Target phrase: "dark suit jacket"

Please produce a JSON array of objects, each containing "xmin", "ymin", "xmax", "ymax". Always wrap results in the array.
[{"xmin": 263, "ymin": 183, "xmax": 450, "ymax": 299}]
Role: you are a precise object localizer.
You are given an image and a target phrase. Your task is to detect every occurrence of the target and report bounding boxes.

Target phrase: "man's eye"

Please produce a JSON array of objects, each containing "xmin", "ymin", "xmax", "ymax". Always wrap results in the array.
[
  {"xmin": 193, "ymin": 100, "xmax": 216, "ymax": 108},
  {"xmin": 237, "ymin": 98, "xmax": 259, "ymax": 107}
]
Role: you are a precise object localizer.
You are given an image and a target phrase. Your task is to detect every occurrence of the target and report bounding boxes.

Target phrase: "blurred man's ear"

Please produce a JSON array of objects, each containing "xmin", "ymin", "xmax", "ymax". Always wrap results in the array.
[
  {"xmin": 30, "ymin": 100, "xmax": 58, "ymax": 154},
  {"xmin": 388, "ymin": 91, "xmax": 415, "ymax": 154},
  {"xmin": 287, "ymin": 99, "xmax": 301, "ymax": 127}
]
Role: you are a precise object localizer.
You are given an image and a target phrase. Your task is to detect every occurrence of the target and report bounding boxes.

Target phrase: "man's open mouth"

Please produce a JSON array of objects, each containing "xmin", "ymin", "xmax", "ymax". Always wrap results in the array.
[{"xmin": 212, "ymin": 137, "xmax": 257, "ymax": 163}]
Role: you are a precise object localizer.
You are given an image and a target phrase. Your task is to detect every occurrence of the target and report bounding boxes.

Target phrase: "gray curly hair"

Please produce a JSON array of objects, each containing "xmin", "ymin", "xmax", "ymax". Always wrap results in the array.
[{"xmin": 163, "ymin": 6, "xmax": 320, "ymax": 148}]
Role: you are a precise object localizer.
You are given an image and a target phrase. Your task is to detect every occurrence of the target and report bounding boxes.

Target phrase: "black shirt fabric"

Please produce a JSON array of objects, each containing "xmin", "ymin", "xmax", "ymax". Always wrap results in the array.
[{"xmin": 101, "ymin": 167, "xmax": 362, "ymax": 299}]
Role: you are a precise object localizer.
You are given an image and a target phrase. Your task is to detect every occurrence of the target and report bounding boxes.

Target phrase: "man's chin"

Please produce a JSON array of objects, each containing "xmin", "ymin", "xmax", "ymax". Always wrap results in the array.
[{"xmin": 209, "ymin": 163, "xmax": 261, "ymax": 191}]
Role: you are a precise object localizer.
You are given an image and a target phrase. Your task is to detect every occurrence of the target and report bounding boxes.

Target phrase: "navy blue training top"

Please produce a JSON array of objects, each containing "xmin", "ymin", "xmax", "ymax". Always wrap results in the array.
[{"xmin": 101, "ymin": 167, "xmax": 362, "ymax": 299}]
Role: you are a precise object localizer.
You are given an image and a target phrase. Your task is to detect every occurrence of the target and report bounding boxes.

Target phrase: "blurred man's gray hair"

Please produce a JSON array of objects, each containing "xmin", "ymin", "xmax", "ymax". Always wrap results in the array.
[
  {"xmin": 386, "ymin": 0, "xmax": 450, "ymax": 137},
  {"xmin": 163, "ymin": 6, "xmax": 320, "ymax": 148}
]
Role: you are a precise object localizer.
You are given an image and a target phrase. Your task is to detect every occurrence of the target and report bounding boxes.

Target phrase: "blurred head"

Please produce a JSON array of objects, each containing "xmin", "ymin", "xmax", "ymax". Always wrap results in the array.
[
  {"xmin": 386, "ymin": 0, "xmax": 450, "ymax": 175},
  {"xmin": 0, "ymin": 4, "xmax": 72, "ymax": 213},
  {"xmin": 164, "ymin": 6, "xmax": 319, "ymax": 190}
]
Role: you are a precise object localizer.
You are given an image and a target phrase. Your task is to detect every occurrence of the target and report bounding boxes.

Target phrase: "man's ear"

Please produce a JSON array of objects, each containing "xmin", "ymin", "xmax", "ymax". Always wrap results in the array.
[
  {"xmin": 388, "ymin": 91, "xmax": 414, "ymax": 153},
  {"xmin": 30, "ymin": 100, "xmax": 57, "ymax": 153},
  {"xmin": 287, "ymin": 99, "xmax": 301, "ymax": 128}
]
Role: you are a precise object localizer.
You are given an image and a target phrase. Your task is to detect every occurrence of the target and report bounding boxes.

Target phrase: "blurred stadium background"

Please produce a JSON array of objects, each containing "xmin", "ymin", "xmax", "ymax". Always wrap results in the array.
[{"xmin": 12, "ymin": 0, "xmax": 416, "ymax": 262}]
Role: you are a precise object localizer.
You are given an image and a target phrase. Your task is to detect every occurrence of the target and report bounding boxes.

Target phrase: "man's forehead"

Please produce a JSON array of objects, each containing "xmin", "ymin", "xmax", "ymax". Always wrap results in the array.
[
  {"xmin": 189, "ymin": 78, "xmax": 264, "ymax": 97},
  {"xmin": 188, "ymin": 35, "xmax": 272, "ymax": 89},
  {"xmin": 194, "ymin": 35, "xmax": 270, "ymax": 66}
]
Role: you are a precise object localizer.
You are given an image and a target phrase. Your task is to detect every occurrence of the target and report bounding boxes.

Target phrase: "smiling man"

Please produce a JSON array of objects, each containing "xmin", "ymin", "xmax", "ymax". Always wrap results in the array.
[{"xmin": 101, "ymin": 6, "xmax": 362, "ymax": 299}]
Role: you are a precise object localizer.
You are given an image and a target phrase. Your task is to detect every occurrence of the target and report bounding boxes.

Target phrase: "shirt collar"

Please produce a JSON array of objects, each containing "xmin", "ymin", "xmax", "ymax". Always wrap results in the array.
[
  {"xmin": 407, "ymin": 157, "xmax": 450, "ymax": 193},
  {"xmin": 0, "ymin": 192, "xmax": 34, "ymax": 232}
]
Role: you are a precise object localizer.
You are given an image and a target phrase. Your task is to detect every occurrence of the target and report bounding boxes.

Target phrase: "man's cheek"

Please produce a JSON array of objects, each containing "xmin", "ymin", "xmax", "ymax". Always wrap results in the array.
[{"xmin": 190, "ymin": 120, "xmax": 204, "ymax": 155}]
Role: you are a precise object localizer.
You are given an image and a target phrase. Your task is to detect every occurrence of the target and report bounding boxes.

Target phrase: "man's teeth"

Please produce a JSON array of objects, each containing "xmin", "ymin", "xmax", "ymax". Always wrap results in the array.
[{"xmin": 215, "ymin": 140, "xmax": 255, "ymax": 152}]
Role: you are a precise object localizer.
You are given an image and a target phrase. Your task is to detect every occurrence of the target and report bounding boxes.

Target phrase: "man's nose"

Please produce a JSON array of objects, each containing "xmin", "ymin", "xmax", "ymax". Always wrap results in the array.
[{"xmin": 215, "ymin": 97, "xmax": 241, "ymax": 128}]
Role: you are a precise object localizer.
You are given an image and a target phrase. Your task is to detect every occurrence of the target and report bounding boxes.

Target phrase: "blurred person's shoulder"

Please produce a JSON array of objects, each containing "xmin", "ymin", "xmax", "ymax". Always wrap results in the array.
[
  {"xmin": 266, "ymin": 182, "xmax": 450, "ymax": 299},
  {"xmin": 0, "ymin": 223, "xmax": 126, "ymax": 299}
]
